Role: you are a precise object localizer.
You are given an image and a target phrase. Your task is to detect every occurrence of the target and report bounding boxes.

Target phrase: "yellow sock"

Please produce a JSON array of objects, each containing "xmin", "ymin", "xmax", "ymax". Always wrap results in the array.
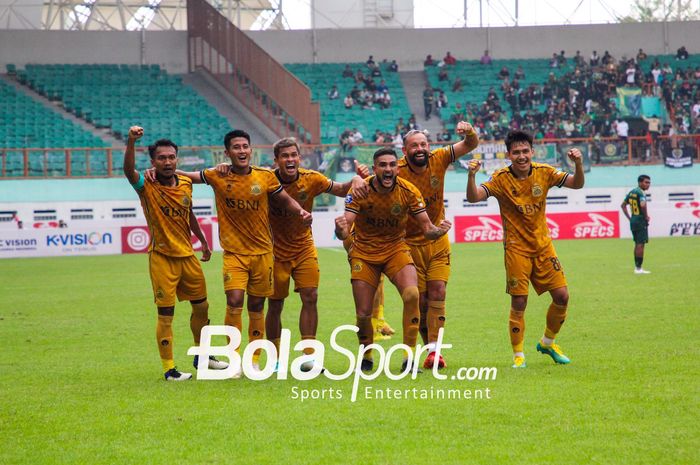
[
  {"xmin": 544, "ymin": 302, "xmax": 568, "ymax": 340},
  {"xmin": 248, "ymin": 310, "xmax": 265, "ymax": 363},
  {"xmin": 190, "ymin": 300, "xmax": 209, "ymax": 345},
  {"xmin": 427, "ymin": 300, "xmax": 446, "ymax": 344},
  {"xmin": 401, "ymin": 286, "xmax": 420, "ymax": 348},
  {"xmin": 156, "ymin": 314, "xmax": 174, "ymax": 371},
  {"xmin": 225, "ymin": 305, "xmax": 242, "ymax": 332},
  {"xmin": 509, "ymin": 308, "xmax": 525, "ymax": 354},
  {"xmin": 356, "ymin": 315, "xmax": 373, "ymax": 358}
]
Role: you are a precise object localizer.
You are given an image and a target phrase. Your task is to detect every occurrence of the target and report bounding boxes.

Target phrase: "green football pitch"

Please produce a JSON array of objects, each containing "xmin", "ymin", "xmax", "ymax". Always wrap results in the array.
[{"xmin": 1, "ymin": 238, "xmax": 698, "ymax": 464}]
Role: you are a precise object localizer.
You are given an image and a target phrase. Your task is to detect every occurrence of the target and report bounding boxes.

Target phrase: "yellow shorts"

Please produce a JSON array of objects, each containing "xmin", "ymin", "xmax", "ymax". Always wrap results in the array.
[
  {"xmin": 349, "ymin": 247, "xmax": 414, "ymax": 288},
  {"xmin": 409, "ymin": 234, "xmax": 451, "ymax": 292},
  {"xmin": 149, "ymin": 251, "xmax": 207, "ymax": 307},
  {"xmin": 271, "ymin": 249, "xmax": 320, "ymax": 300},
  {"xmin": 504, "ymin": 243, "xmax": 567, "ymax": 296},
  {"xmin": 223, "ymin": 251, "xmax": 274, "ymax": 297}
]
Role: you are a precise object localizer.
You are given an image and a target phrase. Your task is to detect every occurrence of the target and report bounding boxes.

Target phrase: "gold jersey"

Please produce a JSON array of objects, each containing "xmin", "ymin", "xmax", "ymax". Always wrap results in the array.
[
  {"xmin": 201, "ymin": 166, "xmax": 282, "ymax": 255},
  {"xmin": 134, "ymin": 173, "xmax": 194, "ymax": 257},
  {"xmin": 481, "ymin": 162, "xmax": 569, "ymax": 256},
  {"xmin": 398, "ymin": 145, "xmax": 454, "ymax": 246},
  {"xmin": 345, "ymin": 176, "xmax": 426, "ymax": 261},
  {"xmin": 269, "ymin": 168, "xmax": 333, "ymax": 261}
]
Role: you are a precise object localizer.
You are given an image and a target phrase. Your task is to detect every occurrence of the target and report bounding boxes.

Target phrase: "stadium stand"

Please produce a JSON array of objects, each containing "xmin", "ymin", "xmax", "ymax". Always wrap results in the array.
[
  {"xmin": 18, "ymin": 64, "xmax": 230, "ymax": 147},
  {"xmin": 0, "ymin": 78, "xmax": 108, "ymax": 177},
  {"xmin": 285, "ymin": 61, "xmax": 412, "ymax": 144}
]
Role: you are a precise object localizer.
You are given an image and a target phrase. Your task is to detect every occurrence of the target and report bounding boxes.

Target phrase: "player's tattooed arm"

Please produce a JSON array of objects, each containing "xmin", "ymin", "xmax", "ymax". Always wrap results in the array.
[
  {"xmin": 452, "ymin": 121, "xmax": 479, "ymax": 159},
  {"xmin": 123, "ymin": 126, "xmax": 143, "ymax": 184},
  {"xmin": 189, "ymin": 210, "xmax": 211, "ymax": 262},
  {"xmin": 466, "ymin": 159, "xmax": 488, "ymax": 202},
  {"xmin": 415, "ymin": 211, "xmax": 451, "ymax": 240}
]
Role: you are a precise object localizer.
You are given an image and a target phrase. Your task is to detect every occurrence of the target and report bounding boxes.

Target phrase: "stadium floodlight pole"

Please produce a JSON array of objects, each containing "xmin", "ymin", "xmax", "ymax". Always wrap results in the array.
[
  {"xmin": 463, "ymin": 0, "xmax": 467, "ymax": 27},
  {"xmin": 479, "ymin": 0, "xmax": 482, "ymax": 27}
]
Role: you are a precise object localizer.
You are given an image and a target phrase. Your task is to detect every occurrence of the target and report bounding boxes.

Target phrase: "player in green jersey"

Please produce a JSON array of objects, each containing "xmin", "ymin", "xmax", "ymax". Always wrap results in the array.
[{"xmin": 621, "ymin": 175, "xmax": 651, "ymax": 274}]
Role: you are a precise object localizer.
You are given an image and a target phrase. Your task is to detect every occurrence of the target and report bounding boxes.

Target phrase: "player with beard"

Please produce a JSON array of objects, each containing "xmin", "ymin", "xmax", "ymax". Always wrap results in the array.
[
  {"xmin": 335, "ymin": 148, "xmax": 452, "ymax": 371},
  {"xmin": 123, "ymin": 126, "xmax": 228, "ymax": 380},
  {"xmin": 397, "ymin": 121, "xmax": 479, "ymax": 369},
  {"xmin": 218, "ymin": 137, "xmax": 368, "ymax": 371}
]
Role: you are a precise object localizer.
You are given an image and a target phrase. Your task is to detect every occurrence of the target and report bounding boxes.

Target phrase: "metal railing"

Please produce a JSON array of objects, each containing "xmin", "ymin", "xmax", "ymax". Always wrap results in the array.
[{"xmin": 187, "ymin": 0, "xmax": 320, "ymax": 144}]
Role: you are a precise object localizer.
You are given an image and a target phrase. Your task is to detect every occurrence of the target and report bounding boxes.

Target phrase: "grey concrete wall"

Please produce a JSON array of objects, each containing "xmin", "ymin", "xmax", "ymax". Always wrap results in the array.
[
  {"xmin": 1, "ymin": 22, "xmax": 698, "ymax": 73},
  {"xmin": 0, "ymin": 30, "xmax": 188, "ymax": 73}
]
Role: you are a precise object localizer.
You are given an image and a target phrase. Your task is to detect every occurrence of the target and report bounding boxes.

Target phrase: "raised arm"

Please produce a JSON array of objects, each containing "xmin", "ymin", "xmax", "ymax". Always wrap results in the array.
[
  {"xmin": 189, "ymin": 210, "xmax": 211, "ymax": 262},
  {"xmin": 414, "ymin": 211, "xmax": 451, "ymax": 241},
  {"xmin": 123, "ymin": 126, "xmax": 143, "ymax": 184},
  {"xmin": 466, "ymin": 159, "xmax": 488, "ymax": 202},
  {"xmin": 329, "ymin": 175, "xmax": 368, "ymax": 199},
  {"xmin": 452, "ymin": 121, "xmax": 480, "ymax": 159},
  {"xmin": 334, "ymin": 211, "xmax": 357, "ymax": 240},
  {"xmin": 273, "ymin": 189, "xmax": 312, "ymax": 225},
  {"xmin": 562, "ymin": 148, "xmax": 585, "ymax": 189}
]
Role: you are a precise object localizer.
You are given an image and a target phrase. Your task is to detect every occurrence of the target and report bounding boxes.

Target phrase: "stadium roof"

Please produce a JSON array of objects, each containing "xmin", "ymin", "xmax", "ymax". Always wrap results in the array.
[{"xmin": 0, "ymin": 0, "xmax": 285, "ymax": 30}]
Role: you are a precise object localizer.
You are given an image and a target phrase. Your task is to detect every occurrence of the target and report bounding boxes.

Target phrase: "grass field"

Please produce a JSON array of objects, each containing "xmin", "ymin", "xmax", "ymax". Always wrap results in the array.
[{"xmin": 1, "ymin": 237, "xmax": 698, "ymax": 464}]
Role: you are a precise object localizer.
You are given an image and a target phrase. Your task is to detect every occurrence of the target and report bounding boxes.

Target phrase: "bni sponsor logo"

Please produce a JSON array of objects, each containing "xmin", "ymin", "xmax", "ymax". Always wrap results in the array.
[{"xmin": 46, "ymin": 232, "xmax": 113, "ymax": 246}]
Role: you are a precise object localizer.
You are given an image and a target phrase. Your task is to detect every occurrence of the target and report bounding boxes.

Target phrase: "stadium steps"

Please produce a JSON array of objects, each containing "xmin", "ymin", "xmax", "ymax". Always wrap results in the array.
[
  {"xmin": 0, "ymin": 73, "xmax": 120, "ymax": 148},
  {"xmin": 182, "ymin": 70, "xmax": 279, "ymax": 145},
  {"xmin": 399, "ymin": 70, "xmax": 445, "ymax": 138}
]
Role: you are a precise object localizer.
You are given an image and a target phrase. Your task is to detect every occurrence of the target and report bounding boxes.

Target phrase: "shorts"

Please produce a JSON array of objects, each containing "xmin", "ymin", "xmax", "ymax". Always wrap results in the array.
[
  {"xmin": 149, "ymin": 251, "xmax": 207, "ymax": 307},
  {"xmin": 349, "ymin": 247, "xmax": 414, "ymax": 288},
  {"xmin": 223, "ymin": 251, "xmax": 274, "ymax": 297},
  {"xmin": 271, "ymin": 248, "xmax": 320, "ymax": 300},
  {"xmin": 504, "ymin": 243, "xmax": 567, "ymax": 296},
  {"xmin": 632, "ymin": 227, "xmax": 649, "ymax": 244},
  {"xmin": 408, "ymin": 234, "xmax": 451, "ymax": 292}
]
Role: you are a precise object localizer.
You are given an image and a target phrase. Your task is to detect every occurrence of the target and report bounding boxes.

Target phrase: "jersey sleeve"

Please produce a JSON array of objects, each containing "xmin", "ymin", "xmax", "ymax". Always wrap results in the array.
[
  {"xmin": 344, "ymin": 188, "xmax": 361, "ymax": 214},
  {"xmin": 200, "ymin": 168, "xmax": 216, "ymax": 186},
  {"xmin": 130, "ymin": 171, "xmax": 145, "ymax": 191},
  {"xmin": 431, "ymin": 145, "xmax": 456, "ymax": 170},
  {"xmin": 481, "ymin": 174, "xmax": 502, "ymax": 198},
  {"xmin": 264, "ymin": 170, "xmax": 283, "ymax": 195},
  {"xmin": 548, "ymin": 165, "xmax": 569, "ymax": 188},
  {"xmin": 638, "ymin": 190, "xmax": 647, "ymax": 203},
  {"xmin": 405, "ymin": 182, "xmax": 427, "ymax": 216},
  {"xmin": 312, "ymin": 171, "xmax": 334, "ymax": 196}
]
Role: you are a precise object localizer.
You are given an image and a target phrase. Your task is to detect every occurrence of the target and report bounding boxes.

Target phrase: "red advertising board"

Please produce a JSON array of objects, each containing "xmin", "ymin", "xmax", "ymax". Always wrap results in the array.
[
  {"xmin": 454, "ymin": 211, "xmax": 619, "ymax": 243},
  {"xmin": 121, "ymin": 224, "xmax": 213, "ymax": 253}
]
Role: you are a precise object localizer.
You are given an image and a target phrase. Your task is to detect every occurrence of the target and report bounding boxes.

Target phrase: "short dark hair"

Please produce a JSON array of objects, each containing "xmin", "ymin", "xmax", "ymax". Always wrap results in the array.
[
  {"xmin": 273, "ymin": 137, "xmax": 300, "ymax": 158},
  {"xmin": 505, "ymin": 130, "xmax": 533, "ymax": 152},
  {"xmin": 148, "ymin": 139, "xmax": 178, "ymax": 159},
  {"xmin": 224, "ymin": 129, "xmax": 251, "ymax": 149},
  {"xmin": 373, "ymin": 147, "xmax": 398, "ymax": 161},
  {"xmin": 638, "ymin": 174, "xmax": 650, "ymax": 183}
]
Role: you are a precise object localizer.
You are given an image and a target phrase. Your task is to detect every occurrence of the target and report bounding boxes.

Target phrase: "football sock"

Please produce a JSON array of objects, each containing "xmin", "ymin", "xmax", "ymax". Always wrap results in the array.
[
  {"xmin": 248, "ymin": 310, "xmax": 265, "ymax": 364},
  {"xmin": 356, "ymin": 315, "xmax": 374, "ymax": 359},
  {"xmin": 301, "ymin": 335, "xmax": 315, "ymax": 356},
  {"xmin": 225, "ymin": 305, "xmax": 243, "ymax": 332},
  {"xmin": 156, "ymin": 314, "xmax": 174, "ymax": 371},
  {"xmin": 427, "ymin": 300, "xmax": 446, "ymax": 350},
  {"xmin": 634, "ymin": 255, "xmax": 643, "ymax": 268},
  {"xmin": 401, "ymin": 286, "xmax": 420, "ymax": 348},
  {"xmin": 190, "ymin": 300, "xmax": 209, "ymax": 345},
  {"xmin": 544, "ymin": 302, "xmax": 568, "ymax": 341},
  {"xmin": 509, "ymin": 308, "xmax": 525, "ymax": 354},
  {"xmin": 419, "ymin": 306, "xmax": 429, "ymax": 345}
]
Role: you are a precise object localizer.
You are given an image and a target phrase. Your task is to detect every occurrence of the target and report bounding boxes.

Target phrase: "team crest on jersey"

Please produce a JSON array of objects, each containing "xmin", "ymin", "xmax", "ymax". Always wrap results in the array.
[
  {"xmin": 430, "ymin": 176, "xmax": 439, "ymax": 188},
  {"xmin": 250, "ymin": 184, "xmax": 262, "ymax": 195},
  {"xmin": 352, "ymin": 261, "xmax": 362, "ymax": 272},
  {"xmin": 390, "ymin": 203, "xmax": 402, "ymax": 216},
  {"xmin": 532, "ymin": 185, "xmax": 543, "ymax": 197},
  {"xmin": 298, "ymin": 189, "xmax": 309, "ymax": 203},
  {"xmin": 181, "ymin": 196, "xmax": 191, "ymax": 207}
]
